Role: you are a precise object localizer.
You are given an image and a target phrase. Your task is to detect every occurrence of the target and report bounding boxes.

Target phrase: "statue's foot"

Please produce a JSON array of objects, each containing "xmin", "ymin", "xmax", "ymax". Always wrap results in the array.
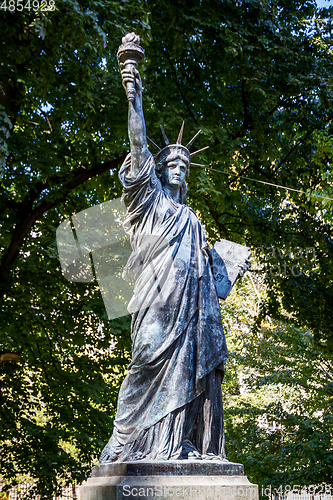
[
  {"xmin": 202, "ymin": 453, "xmax": 229, "ymax": 462},
  {"xmin": 187, "ymin": 450, "xmax": 202, "ymax": 460},
  {"xmin": 100, "ymin": 434, "xmax": 123, "ymax": 463},
  {"xmin": 99, "ymin": 450, "xmax": 119, "ymax": 463},
  {"xmin": 179, "ymin": 440, "xmax": 202, "ymax": 460}
]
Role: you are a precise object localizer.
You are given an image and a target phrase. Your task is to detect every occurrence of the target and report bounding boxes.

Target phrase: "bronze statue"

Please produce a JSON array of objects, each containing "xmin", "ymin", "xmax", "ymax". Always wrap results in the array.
[{"xmin": 100, "ymin": 33, "xmax": 250, "ymax": 463}]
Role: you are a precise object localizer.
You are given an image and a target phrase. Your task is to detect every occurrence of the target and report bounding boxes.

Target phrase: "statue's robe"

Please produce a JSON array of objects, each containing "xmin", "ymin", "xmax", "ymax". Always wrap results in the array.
[{"xmin": 100, "ymin": 153, "xmax": 228, "ymax": 461}]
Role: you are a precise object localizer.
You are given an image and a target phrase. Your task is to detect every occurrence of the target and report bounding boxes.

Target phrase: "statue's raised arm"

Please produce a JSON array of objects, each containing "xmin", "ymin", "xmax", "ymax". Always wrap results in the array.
[{"xmin": 117, "ymin": 33, "xmax": 149, "ymax": 176}]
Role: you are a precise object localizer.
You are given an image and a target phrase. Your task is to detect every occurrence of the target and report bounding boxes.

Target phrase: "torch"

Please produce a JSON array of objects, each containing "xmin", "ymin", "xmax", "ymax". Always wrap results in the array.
[{"xmin": 117, "ymin": 33, "xmax": 145, "ymax": 102}]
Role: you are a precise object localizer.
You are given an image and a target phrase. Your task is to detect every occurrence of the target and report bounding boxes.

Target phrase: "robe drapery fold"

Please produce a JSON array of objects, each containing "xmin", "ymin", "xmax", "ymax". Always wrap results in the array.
[{"xmin": 100, "ymin": 153, "xmax": 228, "ymax": 461}]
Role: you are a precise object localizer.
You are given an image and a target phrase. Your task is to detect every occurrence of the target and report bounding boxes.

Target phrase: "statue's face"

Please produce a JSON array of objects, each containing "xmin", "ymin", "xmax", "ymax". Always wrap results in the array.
[{"xmin": 161, "ymin": 157, "xmax": 187, "ymax": 189}]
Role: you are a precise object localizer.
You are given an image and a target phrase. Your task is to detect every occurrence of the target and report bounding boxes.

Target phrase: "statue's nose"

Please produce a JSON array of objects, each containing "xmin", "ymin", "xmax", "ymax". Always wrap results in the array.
[{"xmin": 175, "ymin": 162, "xmax": 184, "ymax": 174}]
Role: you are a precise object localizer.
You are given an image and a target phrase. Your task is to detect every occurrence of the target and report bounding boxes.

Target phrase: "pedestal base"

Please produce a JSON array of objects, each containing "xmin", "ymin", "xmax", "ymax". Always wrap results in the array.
[{"xmin": 79, "ymin": 462, "xmax": 259, "ymax": 500}]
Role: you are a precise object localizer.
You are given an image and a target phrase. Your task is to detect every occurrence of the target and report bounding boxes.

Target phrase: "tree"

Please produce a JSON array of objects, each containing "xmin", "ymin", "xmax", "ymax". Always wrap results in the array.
[
  {"xmin": 1, "ymin": 0, "xmax": 333, "ymax": 494},
  {"xmin": 143, "ymin": 0, "xmax": 333, "ymax": 342},
  {"xmin": 222, "ymin": 274, "xmax": 333, "ymax": 487},
  {"xmin": 0, "ymin": 0, "xmax": 144, "ymax": 494}
]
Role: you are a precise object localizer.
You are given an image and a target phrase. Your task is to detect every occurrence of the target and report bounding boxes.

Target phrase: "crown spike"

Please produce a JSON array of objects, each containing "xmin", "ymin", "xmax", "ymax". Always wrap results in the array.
[
  {"xmin": 190, "ymin": 145, "xmax": 209, "ymax": 157},
  {"xmin": 177, "ymin": 121, "xmax": 185, "ymax": 145},
  {"xmin": 190, "ymin": 162, "xmax": 206, "ymax": 167},
  {"xmin": 185, "ymin": 130, "xmax": 202, "ymax": 149},
  {"xmin": 147, "ymin": 136, "xmax": 161, "ymax": 152},
  {"xmin": 160, "ymin": 125, "xmax": 170, "ymax": 146}
]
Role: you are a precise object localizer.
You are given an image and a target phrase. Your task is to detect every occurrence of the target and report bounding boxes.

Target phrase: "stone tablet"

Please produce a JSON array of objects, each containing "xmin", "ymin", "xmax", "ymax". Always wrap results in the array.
[{"xmin": 212, "ymin": 240, "xmax": 251, "ymax": 299}]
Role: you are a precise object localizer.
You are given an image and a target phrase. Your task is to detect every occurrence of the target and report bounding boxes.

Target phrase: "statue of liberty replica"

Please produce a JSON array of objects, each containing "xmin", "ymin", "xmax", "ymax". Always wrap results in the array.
[{"xmin": 100, "ymin": 33, "xmax": 250, "ymax": 464}]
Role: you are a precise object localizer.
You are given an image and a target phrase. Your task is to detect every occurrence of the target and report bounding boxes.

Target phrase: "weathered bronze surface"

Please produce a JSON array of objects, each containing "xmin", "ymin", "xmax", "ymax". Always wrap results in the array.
[{"xmin": 100, "ymin": 33, "xmax": 250, "ymax": 464}]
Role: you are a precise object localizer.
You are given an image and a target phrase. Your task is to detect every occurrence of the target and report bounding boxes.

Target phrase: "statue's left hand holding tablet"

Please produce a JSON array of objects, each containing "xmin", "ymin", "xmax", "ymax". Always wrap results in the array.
[{"xmin": 238, "ymin": 258, "xmax": 251, "ymax": 278}]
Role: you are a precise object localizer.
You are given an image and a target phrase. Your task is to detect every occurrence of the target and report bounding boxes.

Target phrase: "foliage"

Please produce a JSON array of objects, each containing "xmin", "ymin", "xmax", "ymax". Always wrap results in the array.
[
  {"xmin": 222, "ymin": 271, "xmax": 333, "ymax": 487},
  {"xmin": 0, "ymin": 0, "xmax": 142, "ymax": 494},
  {"xmin": 144, "ymin": 0, "xmax": 333, "ymax": 341},
  {"xmin": 1, "ymin": 0, "xmax": 333, "ymax": 494}
]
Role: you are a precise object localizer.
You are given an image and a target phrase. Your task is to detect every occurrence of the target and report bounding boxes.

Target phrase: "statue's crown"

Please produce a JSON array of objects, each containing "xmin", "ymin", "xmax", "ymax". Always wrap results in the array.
[{"xmin": 147, "ymin": 123, "xmax": 209, "ymax": 170}]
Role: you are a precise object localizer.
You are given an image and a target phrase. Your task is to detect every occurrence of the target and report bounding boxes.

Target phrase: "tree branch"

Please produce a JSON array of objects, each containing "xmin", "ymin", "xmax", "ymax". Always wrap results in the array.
[
  {"xmin": 272, "ymin": 129, "xmax": 315, "ymax": 175},
  {"xmin": 205, "ymin": 199, "xmax": 229, "ymax": 240},
  {"xmin": 38, "ymin": 106, "xmax": 53, "ymax": 134},
  {"xmin": 0, "ymin": 153, "xmax": 127, "ymax": 285},
  {"xmin": 164, "ymin": 49, "xmax": 198, "ymax": 124}
]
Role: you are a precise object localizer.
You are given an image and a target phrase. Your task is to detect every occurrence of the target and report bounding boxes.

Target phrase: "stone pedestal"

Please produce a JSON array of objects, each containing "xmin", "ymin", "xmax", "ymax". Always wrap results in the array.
[{"xmin": 79, "ymin": 461, "xmax": 259, "ymax": 500}]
